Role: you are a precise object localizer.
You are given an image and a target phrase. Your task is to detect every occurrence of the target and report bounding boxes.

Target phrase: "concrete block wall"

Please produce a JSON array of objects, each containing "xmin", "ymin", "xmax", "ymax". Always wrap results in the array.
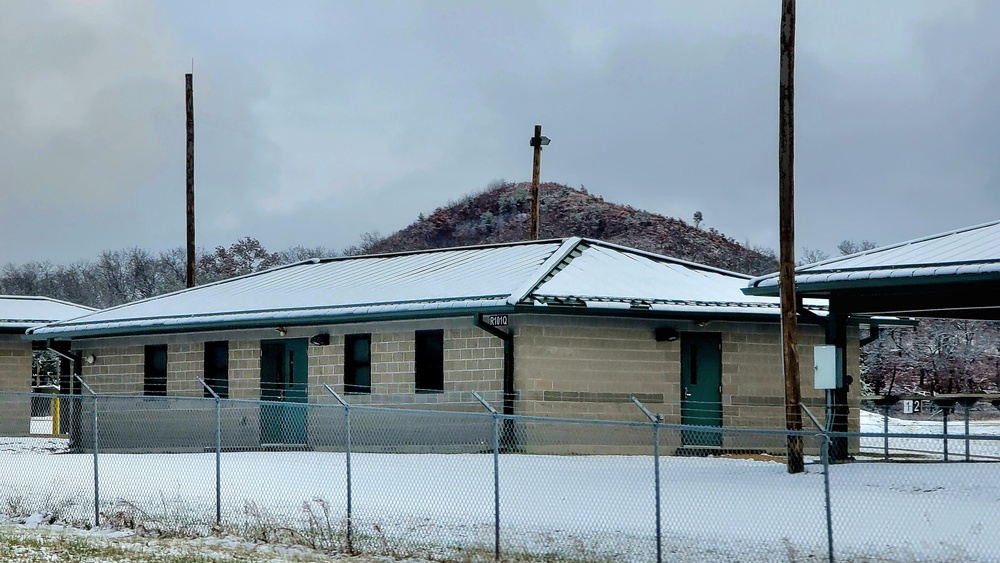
[
  {"xmin": 228, "ymin": 340, "xmax": 262, "ymax": 401},
  {"xmin": 61, "ymin": 313, "xmax": 861, "ymax": 454},
  {"xmin": 79, "ymin": 344, "xmax": 144, "ymax": 394},
  {"xmin": 512, "ymin": 315, "xmax": 861, "ymax": 454},
  {"xmin": 443, "ymin": 327, "xmax": 503, "ymax": 393},
  {"xmin": 74, "ymin": 320, "xmax": 504, "ymax": 406},
  {"xmin": 0, "ymin": 336, "xmax": 31, "ymax": 435},
  {"xmin": 167, "ymin": 343, "xmax": 203, "ymax": 397},
  {"xmin": 0, "ymin": 336, "xmax": 31, "ymax": 393},
  {"xmin": 307, "ymin": 321, "xmax": 503, "ymax": 409},
  {"xmin": 78, "ymin": 341, "xmax": 259, "ymax": 400},
  {"xmin": 515, "ymin": 319, "xmax": 678, "ymax": 421},
  {"xmin": 373, "ymin": 331, "xmax": 416, "ymax": 394},
  {"xmin": 67, "ymin": 320, "xmax": 505, "ymax": 450},
  {"xmin": 307, "ymin": 333, "xmax": 343, "ymax": 401}
]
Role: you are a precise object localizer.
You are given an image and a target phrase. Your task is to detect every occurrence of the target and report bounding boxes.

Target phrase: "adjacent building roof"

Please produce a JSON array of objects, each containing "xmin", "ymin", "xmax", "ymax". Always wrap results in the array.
[
  {"xmin": 0, "ymin": 296, "xmax": 96, "ymax": 333},
  {"xmin": 29, "ymin": 238, "xmax": 789, "ymax": 339},
  {"xmin": 745, "ymin": 220, "xmax": 1000, "ymax": 296}
]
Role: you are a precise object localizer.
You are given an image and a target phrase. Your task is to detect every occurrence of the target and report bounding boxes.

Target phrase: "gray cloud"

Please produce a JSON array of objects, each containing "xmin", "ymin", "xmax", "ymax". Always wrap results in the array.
[{"xmin": 4, "ymin": 0, "xmax": 1000, "ymax": 267}]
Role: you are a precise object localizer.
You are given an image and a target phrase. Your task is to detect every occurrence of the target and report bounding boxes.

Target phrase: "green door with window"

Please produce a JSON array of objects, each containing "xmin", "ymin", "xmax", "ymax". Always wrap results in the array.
[
  {"xmin": 260, "ymin": 339, "xmax": 308, "ymax": 444},
  {"xmin": 681, "ymin": 333, "xmax": 723, "ymax": 447}
]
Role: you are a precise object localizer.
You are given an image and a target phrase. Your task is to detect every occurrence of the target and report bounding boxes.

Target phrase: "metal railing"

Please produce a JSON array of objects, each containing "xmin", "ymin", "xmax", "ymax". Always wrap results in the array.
[{"xmin": 1, "ymin": 390, "xmax": 1000, "ymax": 562}]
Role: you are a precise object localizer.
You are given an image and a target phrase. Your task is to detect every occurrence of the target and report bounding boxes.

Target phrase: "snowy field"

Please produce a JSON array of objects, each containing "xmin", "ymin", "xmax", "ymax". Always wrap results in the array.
[
  {"xmin": 2, "ymin": 413, "xmax": 1000, "ymax": 562},
  {"xmin": 859, "ymin": 409, "xmax": 1000, "ymax": 460}
]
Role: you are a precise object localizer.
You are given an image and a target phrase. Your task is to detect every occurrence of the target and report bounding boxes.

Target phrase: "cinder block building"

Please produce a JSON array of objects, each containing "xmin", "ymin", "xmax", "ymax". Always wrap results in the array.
[
  {"xmin": 27, "ymin": 239, "xmax": 866, "ymax": 453},
  {"xmin": 0, "ymin": 296, "xmax": 95, "ymax": 435}
]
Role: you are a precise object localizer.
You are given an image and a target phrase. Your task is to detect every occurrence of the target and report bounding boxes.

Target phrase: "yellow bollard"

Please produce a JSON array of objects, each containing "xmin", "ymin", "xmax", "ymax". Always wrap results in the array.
[{"xmin": 51, "ymin": 396, "xmax": 60, "ymax": 435}]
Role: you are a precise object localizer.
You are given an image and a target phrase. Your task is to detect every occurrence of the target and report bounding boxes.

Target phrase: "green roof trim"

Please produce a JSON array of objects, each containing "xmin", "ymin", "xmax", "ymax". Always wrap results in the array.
[{"xmin": 744, "ymin": 271, "xmax": 1000, "ymax": 297}]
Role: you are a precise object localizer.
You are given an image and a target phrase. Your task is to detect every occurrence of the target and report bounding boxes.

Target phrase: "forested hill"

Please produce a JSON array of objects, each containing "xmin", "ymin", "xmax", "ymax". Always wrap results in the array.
[
  {"xmin": 358, "ymin": 182, "xmax": 778, "ymax": 276},
  {"xmin": 0, "ymin": 181, "xmax": 776, "ymax": 309}
]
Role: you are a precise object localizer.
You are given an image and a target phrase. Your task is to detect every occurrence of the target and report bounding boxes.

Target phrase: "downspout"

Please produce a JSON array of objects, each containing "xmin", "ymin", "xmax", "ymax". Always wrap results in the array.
[{"xmin": 473, "ymin": 316, "xmax": 514, "ymax": 416}]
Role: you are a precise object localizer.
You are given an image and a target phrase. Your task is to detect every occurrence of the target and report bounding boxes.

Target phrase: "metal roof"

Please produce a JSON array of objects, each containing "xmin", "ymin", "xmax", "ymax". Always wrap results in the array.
[
  {"xmin": 0, "ymin": 296, "xmax": 96, "ymax": 331},
  {"xmin": 533, "ymin": 241, "xmax": 778, "ymax": 311},
  {"xmin": 29, "ymin": 238, "xmax": 788, "ymax": 339},
  {"xmin": 746, "ymin": 220, "xmax": 1000, "ymax": 294}
]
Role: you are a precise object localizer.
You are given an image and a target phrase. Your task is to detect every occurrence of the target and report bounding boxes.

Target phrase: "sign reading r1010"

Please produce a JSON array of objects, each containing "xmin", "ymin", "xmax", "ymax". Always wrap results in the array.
[{"xmin": 484, "ymin": 314, "xmax": 508, "ymax": 327}]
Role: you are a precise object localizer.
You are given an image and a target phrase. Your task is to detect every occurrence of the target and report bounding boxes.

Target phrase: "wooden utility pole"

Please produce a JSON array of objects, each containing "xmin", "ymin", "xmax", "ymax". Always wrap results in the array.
[
  {"xmin": 779, "ymin": 0, "xmax": 804, "ymax": 474},
  {"xmin": 185, "ymin": 73, "xmax": 196, "ymax": 288},
  {"xmin": 529, "ymin": 125, "xmax": 550, "ymax": 240}
]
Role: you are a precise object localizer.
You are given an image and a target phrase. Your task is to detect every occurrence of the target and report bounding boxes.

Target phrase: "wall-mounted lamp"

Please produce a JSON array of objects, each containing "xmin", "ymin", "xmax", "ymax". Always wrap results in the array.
[
  {"xmin": 309, "ymin": 333, "xmax": 330, "ymax": 346},
  {"xmin": 83, "ymin": 354, "xmax": 96, "ymax": 365},
  {"xmin": 276, "ymin": 327, "xmax": 288, "ymax": 337},
  {"xmin": 696, "ymin": 320, "xmax": 711, "ymax": 328},
  {"xmin": 654, "ymin": 327, "xmax": 680, "ymax": 342}
]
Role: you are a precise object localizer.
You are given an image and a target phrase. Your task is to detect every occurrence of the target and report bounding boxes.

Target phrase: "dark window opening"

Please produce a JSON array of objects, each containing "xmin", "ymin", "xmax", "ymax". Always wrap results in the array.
[
  {"xmin": 204, "ymin": 341, "xmax": 229, "ymax": 399},
  {"xmin": 144, "ymin": 344, "xmax": 168, "ymax": 396},
  {"xmin": 344, "ymin": 334, "xmax": 371, "ymax": 393},
  {"xmin": 415, "ymin": 329, "xmax": 444, "ymax": 393}
]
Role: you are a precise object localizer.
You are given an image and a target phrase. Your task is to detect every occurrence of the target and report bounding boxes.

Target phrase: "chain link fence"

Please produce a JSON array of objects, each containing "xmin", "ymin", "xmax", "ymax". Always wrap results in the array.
[{"xmin": 2, "ymin": 389, "xmax": 1000, "ymax": 561}]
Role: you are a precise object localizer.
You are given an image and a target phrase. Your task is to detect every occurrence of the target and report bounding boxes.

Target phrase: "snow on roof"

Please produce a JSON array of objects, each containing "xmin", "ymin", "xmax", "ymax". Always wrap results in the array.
[
  {"xmin": 0, "ymin": 296, "xmax": 96, "ymax": 330},
  {"xmin": 747, "ymin": 219, "xmax": 1000, "ymax": 292},
  {"xmin": 29, "ymin": 238, "xmax": 785, "ymax": 339}
]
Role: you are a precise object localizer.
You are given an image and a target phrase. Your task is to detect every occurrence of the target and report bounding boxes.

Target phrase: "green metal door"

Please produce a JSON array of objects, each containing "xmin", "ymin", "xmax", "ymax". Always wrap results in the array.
[
  {"xmin": 681, "ymin": 333, "xmax": 723, "ymax": 447},
  {"xmin": 260, "ymin": 339, "xmax": 308, "ymax": 444}
]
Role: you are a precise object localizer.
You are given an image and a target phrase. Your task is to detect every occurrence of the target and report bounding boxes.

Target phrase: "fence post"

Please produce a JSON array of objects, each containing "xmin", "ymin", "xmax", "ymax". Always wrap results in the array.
[
  {"xmin": 882, "ymin": 404, "xmax": 889, "ymax": 461},
  {"xmin": 473, "ymin": 391, "xmax": 501, "ymax": 561},
  {"xmin": 942, "ymin": 407, "xmax": 949, "ymax": 462},
  {"xmin": 799, "ymin": 403, "xmax": 835, "ymax": 562},
  {"xmin": 821, "ymin": 431, "xmax": 834, "ymax": 563},
  {"xmin": 325, "ymin": 385, "xmax": 353, "ymax": 552},
  {"xmin": 75, "ymin": 376, "xmax": 99, "ymax": 527},
  {"xmin": 632, "ymin": 396, "xmax": 662, "ymax": 563},
  {"xmin": 198, "ymin": 378, "xmax": 222, "ymax": 524},
  {"xmin": 964, "ymin": 401, "xmax": 971, "ymax": 462},
  {"xmin": 52, "ymin": 396, "xmax": 61, "ymax": 435}
]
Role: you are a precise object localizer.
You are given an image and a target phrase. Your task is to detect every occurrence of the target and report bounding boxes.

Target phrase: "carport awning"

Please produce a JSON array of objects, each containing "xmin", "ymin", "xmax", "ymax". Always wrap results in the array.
[{"xmin": 743, "ymin": 220, "xmax": 1000, "ymax": 319}]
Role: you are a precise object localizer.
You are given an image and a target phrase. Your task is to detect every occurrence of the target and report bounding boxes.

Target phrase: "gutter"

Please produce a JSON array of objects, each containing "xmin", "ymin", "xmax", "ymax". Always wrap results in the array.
[
  {"xmin": 28, "ymin": 305, "xmax": 521, "ymax": 341},
  {"xmin": 744, "ymin": 270, "xmax": 1000, "ymax": 297}
]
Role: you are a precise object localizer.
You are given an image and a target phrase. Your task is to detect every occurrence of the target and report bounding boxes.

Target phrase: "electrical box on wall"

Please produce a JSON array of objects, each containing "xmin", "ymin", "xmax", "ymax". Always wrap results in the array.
[{"xmin": 814, "ymin": 345, "xmax": 837, "ymax": 389}]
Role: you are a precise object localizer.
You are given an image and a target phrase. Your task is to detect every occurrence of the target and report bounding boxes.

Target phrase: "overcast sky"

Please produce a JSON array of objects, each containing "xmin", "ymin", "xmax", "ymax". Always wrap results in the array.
[{"xmin": 2, "ymin": 0, "xmax": 998, "ymax": 265}]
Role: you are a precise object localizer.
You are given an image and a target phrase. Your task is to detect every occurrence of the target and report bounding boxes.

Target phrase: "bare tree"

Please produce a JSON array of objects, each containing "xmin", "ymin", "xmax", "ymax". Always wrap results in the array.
[
  {"xmin": 837, "ymin": 239, "xmax": 878, "ymax": 256},
  {"xmin": 341, "ymin": 231, "xmax": 385, "ymax": 256},
  {"xmin": 200, "ymin": 237, "xmax": 281, "ymax": 283},
  {"xmin": 862, "ymin": 319, "xmax": 1000, "ymax": 395},
  {"xmin": 278, "ymin": 246, "xmax": 337, "ymax": 263},
  {"xmin": 798, "ymin": 247, "xmax": 829, "ymax": 265}
]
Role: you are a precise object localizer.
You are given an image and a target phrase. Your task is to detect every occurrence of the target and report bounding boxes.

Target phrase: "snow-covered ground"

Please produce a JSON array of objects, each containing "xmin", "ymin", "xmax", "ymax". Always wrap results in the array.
[
  {"xmin": 2, "ymin": 413, "xmax": 999, "ymax": 562},
  {"xmin": 859, "ymin": 409, "xmax": 1000, "ymax": 460}
]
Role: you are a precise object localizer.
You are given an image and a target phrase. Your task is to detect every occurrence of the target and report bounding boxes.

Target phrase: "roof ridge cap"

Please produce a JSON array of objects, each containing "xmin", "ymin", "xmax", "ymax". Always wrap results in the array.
[{"xmin": 507, "ymin": 237, "xmax": 584, "ymax": 305}]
